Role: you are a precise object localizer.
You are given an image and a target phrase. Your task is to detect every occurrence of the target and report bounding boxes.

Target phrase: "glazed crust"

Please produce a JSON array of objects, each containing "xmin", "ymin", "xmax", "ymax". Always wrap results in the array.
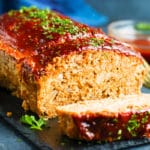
[
  {"xmin": 57, "ymin": 94, "xmax": 150, "ymax": 141},
  {"xmin": 0, "ymin": 7, "xmax": 146, "ymax": 118}
]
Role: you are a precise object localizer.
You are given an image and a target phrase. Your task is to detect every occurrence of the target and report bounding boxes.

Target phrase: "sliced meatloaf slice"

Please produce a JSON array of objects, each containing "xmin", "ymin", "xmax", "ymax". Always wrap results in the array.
[{"xmin": 57, "ymin": 94, "xmax": 150, "ymax": 142}]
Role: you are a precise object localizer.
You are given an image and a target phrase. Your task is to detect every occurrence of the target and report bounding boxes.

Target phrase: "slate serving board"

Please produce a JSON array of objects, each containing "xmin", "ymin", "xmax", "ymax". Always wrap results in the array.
[{"xmin": 1, "ymin": 87, "xmax": 150, "ymax": 150}]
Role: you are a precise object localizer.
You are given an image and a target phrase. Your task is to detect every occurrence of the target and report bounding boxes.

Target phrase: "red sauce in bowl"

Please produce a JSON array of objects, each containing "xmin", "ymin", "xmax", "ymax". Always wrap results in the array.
[
  {"xmin": 125, "ymin": 39, "xmax": 150, "ymax": 63},
  {"xmin": 108, "ymin": 20, "xmax": 150, "ymax": 63}
]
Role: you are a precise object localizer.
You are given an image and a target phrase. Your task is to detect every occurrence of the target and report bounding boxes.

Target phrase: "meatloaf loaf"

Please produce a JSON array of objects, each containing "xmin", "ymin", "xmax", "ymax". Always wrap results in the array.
[
  {"xmin": 0, "ymin": 7, "xmax": 146, "ymax": 118},
  {"xmin": 57, "ymin": 94, "xmax": 150, "ymax": 142}
]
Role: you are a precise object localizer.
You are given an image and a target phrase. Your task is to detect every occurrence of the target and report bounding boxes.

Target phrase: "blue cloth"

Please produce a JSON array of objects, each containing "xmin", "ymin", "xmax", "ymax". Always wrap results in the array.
[{"xmin": 0, "ymin": 0, "xmax": 108, "ymax": 27}]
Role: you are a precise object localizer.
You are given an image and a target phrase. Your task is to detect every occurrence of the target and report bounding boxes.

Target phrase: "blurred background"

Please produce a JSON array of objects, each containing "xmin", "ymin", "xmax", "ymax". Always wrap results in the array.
[
  {"xmin": 0, "ymin": 0, "xmax": 150, "ymax": 29},
  {"xmin": 88, "ymin": 0, "xmax": 150, "ymax": 25},
  {"xmin": 88, "ymin": 0, "xmax": 150, "ymax": 38}
]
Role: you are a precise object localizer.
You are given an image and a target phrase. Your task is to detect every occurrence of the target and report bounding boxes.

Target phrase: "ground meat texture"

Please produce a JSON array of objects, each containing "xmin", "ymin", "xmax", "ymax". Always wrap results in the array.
[{"xmin": 0, "ymin": 7, "xmax": 146, "ymax": 118}]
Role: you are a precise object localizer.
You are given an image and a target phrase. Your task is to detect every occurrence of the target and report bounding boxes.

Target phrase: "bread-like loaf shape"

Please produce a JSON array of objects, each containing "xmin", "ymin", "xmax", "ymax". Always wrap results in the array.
[
  {"xmin": 57, "ymin": 94, "xmax": 150, "ymax": 142},
  {"xmin": 0, "ymin": 7, "xmax": 145, "ymax": 118}
]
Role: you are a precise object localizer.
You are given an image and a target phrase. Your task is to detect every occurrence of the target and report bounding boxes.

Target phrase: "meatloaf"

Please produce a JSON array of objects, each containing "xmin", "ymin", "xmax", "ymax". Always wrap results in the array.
[
  {"xmin": 0, "ymin": 6, "xmax": 146, "ymax": 118},
  {"xmin": 57, "ymin": 94, "xmax": 150, "ymax": 142}
]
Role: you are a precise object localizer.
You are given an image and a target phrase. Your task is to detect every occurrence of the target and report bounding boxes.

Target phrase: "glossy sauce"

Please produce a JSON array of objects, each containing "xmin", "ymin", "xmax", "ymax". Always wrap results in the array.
[
  {"xmin": 0, "ymin": 7, "xmax": 143, "ymax": 79},
  {"xmin": 72, "ymin": 111, "xmax": 150, "ymax": 142}
]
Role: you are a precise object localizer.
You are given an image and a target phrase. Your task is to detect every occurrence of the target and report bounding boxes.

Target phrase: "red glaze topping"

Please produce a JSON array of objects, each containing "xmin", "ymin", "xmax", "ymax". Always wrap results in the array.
[
  {"xmin": 0, "ymin": 7, "xmax": 142, "ymax": 79},
  {"xmin": 72, "ymin": 110, "xmax": 150, "ymax": 141},
  {"xmin": 0, "ymin": 7, "xmax": 103, "ymax": 59}
]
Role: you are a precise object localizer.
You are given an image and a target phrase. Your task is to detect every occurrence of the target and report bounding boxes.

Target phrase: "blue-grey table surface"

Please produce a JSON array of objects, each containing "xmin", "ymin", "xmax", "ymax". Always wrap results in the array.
[{"xmin": 0, "ymin": 0, "xmax": 150, "ymax": 150}]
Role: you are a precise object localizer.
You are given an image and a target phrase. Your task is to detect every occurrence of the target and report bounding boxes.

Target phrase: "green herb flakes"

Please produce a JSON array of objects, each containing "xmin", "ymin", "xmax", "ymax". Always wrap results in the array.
[
  {"xmin": 89, "ymin": 38, "xmax": 104, "ymax": 47},
  {"xmin": 60, "ymin": 142, "xmax": 65, "ymax": 146},
  {"xmin": 19, "ymin": 6, "xmax": 37, "ymax": 14},
  {"xmin": 108, "ymin": 132, "xmax": 112, "ymax": 136},
  {"xmin": 117, "ymin": 135, "xmax": 122, "ymax": 140},
  {"xmin": 20, "ymin": 114, "xmax": 46, "ymax": 130},
  {"xmin": 8, "ymin": 6, "xmax": 89, "ymax": 39},
  {"xmin": 116, "ymin": 129, "xmax": 122, "ymax": 140},
  {"xmin": 127, "ymin": 114, "xmax": 140, "ymax": 137},
  {"xmin": 8, "ymin": 10, "xmax": 16, "ymax": 16},
  {"xmin": 111, "ymin": 39, "xmax": 115, "ymax": 45},
  {"xmin": 117, "ymin": 129, "xmax": 122, "ymax": 135},
  {"xmin": 112, "ymin": 118, "xmax": 118, "ymax": 123},
  {"xmin": 44, "ymin": 17, "xmax": 79, "ymax": 35},
  {"xmin": 19, "ymin": 6, "xmax": 80, "ymax": 36},
  {"xmin": 141, "ymin": 115, "xmax": 149, "ymax": 124}
]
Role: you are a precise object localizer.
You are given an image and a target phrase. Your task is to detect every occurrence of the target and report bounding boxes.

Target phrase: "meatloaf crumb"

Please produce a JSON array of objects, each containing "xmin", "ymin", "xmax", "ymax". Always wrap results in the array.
[{"xmin": 0, "ymin": 7, "xmax": 146, "ymax": 118}]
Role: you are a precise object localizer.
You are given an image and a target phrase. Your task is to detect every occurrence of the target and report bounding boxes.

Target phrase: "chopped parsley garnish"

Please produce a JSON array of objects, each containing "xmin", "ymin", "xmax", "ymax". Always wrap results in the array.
[
  {"xmin": 8, "ymin": 10, "xmax": 16, "ymax": 16},
  {"xmin": 117, "ymin": 129, "xmax": 122, "ymax": 135},
  {"xmin": 111, "ymin": 39, "xmax": 115, "ymax": 45},
  {"xmin": 112, "ymin": 118, "xmax": 118, "ymax": 123},
  {"xmin": 127, "ymin": 114, "xmax": 140, "ymax": 137},
  {"xmin": 141, "ymin": 115, "xmax": 149, "ymax": 124},
  {"xmin": 44, "ymin": 16, "xmax": 79, "ymax": 35},
  {"xmin": 116, "ymin": 129, "xmax": 122, "ymax": 140},
  {"xmin": 20, "ymin": 114, "xmax": 46, "ymax": 130},
  {"xmin": 8, "ymin": 6, "xmax": 89, "ymax": 39},
  {"xmin": 89, "ymin": 38, "xmax": 104, "ymax": 47},
  {"xmin": 18, "ymin": 6, "xmax": 80, "ymax": 36},
  {"xmin": 19, "ymin": 6, "xmax": 37, "ymax": 13}
]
